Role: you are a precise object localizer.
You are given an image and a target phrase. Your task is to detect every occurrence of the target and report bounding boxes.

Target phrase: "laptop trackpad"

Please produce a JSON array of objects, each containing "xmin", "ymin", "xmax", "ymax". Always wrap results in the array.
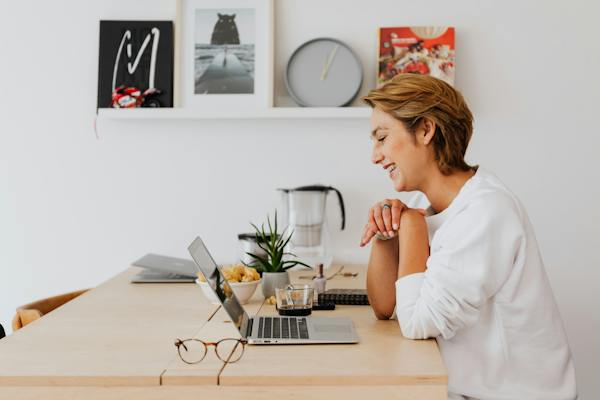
[
  {"xmin": 313, "ymin": 323, "xmax": 353, "ymax": 333},
  {"xmin": 311, "ymin": 317, "xmax": 354, "ymax": 335}
]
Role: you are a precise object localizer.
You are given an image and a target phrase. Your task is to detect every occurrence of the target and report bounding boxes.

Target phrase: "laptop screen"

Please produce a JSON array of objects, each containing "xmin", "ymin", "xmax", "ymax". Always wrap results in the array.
[{"xmin": 187, "ymin": 237, "xmax": 250, "ymax": 336}]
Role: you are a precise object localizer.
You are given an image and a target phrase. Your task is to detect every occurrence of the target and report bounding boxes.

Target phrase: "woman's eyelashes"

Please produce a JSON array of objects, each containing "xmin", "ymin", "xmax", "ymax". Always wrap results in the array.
[{"xmin": 377, "ymin": 136, "xmax": 386, "ymax": 143}]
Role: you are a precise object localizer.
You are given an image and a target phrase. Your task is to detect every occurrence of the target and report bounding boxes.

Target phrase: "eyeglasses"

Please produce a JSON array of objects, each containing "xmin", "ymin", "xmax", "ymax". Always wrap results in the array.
[{"xmin": 174, "ymin": 338, "xmax": 247, "ymax": 364}]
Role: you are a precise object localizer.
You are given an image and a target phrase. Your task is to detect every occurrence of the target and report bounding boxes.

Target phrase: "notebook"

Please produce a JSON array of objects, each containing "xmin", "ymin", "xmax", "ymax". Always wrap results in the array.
[{"xmin": 318, "ymin": 289, "xmax": 370, "ymax": 305}]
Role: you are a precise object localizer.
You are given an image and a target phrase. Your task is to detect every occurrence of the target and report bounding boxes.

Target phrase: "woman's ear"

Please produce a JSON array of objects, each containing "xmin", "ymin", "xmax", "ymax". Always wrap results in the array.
[{"xmin": 421, "ymin": 118, "xmax": 436, "ymax": 146}]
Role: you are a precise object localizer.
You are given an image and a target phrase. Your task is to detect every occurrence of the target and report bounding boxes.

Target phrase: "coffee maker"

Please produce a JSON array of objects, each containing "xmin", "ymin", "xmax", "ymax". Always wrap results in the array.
[{"xmin": 278, "ymin": 185, "xmax": 345, "ymax": 269}]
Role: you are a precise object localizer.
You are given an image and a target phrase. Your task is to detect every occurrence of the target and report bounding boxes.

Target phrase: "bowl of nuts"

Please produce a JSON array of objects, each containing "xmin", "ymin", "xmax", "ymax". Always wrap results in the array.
[{"xmin": 196, "ymin": 263, "xmax": 261, "ymax": 305}]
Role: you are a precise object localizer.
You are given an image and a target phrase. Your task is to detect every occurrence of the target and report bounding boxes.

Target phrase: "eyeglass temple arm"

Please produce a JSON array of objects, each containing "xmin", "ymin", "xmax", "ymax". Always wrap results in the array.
[{"xmin": 174, "ymin": 339, "xmax": 190, "ymax": 351}]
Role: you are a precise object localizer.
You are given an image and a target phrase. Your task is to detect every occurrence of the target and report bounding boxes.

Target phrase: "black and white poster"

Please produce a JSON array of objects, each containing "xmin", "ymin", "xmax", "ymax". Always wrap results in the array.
[
  {"xmin": 178, "ymin": 0, "xmax": 272, "ymax": 110},
  {"xmin": 97, "ymin": 20, "xmax": 173, "ymax": 108},
  {"xmin": 194, "ymin": 9, "xmax": 255, "ymax": 94}
]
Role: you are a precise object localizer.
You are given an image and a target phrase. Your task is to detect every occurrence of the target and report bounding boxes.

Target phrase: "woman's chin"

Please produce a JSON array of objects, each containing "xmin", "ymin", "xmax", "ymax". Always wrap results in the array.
[{"xmin": 392, "ymin": 178, "xmax": 406, "ymax": 192}]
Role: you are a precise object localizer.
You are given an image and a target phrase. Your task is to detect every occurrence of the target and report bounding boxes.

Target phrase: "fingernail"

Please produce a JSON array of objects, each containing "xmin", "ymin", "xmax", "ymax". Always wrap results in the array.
[
  {"xmin": 393, "ymin": 224, "xmax": 398, "ymax": 230},
  {"xmin": 388, "ymin": 231, "xmax": 394, "ymax": 237}
]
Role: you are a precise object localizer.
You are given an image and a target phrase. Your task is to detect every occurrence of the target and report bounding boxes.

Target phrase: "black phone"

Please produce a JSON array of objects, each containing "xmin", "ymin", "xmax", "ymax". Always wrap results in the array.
[{"xmin": 312, "ymin": 302, "xmax": 336, "ymax": 310}]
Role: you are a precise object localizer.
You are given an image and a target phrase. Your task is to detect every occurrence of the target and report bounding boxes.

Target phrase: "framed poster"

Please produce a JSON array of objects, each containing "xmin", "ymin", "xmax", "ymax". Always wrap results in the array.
[
  {"xmin": 97, "ymin": 20, "xmax": 174, "ymax": 108},
  {"xmin": 377, "ymin": 26, "xmax": 455, "ymax": 87},
  {"xmin": 175, "ymin": 0, "xmax": 273, "ymax": 110}
]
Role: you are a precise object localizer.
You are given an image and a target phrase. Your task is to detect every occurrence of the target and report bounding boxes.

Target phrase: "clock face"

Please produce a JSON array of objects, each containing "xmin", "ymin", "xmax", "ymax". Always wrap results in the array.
[{"xmin": 285, "ymin": 38, "xmax": 363, "ymax": 107}]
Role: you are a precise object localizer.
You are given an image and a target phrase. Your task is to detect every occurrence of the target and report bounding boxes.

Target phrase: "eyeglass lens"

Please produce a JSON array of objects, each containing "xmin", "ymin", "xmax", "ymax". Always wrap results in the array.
[
  {"xmin": 177, "ymin": 339, "xmax": 207, "ymax": 364},
  {"xmin": 215, "ymin": 338, "xmax": 245, "ymax": 363}
]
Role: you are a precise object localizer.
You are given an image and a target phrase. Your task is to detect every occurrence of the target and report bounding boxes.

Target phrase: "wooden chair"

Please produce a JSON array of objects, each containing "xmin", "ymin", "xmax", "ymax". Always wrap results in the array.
[{"xmin": 12, "ymin": 289, "xmax": 89, "ymax": 331}]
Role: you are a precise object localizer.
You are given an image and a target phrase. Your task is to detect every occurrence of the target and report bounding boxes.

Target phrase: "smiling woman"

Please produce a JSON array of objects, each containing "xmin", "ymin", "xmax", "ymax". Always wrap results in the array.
[
  {"xmin": 365, "ymin": 74, "xmax": 474, "ymax": 176},
  {"xmin": 360, "ymin": 74, "xmax": 577, "ymax": 400}
]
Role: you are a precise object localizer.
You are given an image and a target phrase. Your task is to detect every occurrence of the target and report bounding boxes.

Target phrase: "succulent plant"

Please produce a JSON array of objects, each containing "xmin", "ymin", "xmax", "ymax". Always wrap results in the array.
[{"xmin": 245, "ymin": 211, "xmax": 311, "ymax": 273}]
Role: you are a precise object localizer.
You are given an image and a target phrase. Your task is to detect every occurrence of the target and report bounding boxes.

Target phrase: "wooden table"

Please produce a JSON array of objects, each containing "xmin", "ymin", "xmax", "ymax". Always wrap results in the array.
[{"xmin": 0, "ymin": 265, "xmax": 447, "ymax": 400}]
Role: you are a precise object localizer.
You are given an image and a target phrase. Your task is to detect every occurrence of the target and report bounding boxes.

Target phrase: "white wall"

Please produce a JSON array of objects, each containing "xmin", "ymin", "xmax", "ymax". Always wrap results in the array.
[{"xmin": 1, "ymin": 0, "xmax": 598, "ymax": 397}]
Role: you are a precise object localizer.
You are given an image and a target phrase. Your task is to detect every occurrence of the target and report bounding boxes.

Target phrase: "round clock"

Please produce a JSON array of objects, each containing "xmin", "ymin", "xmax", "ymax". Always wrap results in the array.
[{"xmin": 284, "ymin": 38, "xmax": 363, "ymax": 107}]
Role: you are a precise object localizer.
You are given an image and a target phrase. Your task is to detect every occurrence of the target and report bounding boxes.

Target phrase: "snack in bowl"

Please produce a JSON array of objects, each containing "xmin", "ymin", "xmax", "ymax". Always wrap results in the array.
[{"xmin": 196, "ymin": 263, "xmax": 261, "ymax": 305}]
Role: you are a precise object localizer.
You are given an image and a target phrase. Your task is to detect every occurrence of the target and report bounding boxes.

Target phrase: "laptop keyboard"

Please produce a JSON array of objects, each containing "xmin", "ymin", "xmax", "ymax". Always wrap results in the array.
[{"xmin": 257, "ymin": 317, "xmax": 309, "ymax": 339}]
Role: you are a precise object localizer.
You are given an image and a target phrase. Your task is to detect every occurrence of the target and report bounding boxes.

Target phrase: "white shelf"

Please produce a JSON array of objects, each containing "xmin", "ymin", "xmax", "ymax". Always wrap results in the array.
[{"xmin": 96, "ymin": 107, "xmax": 371, "ymax": 120}]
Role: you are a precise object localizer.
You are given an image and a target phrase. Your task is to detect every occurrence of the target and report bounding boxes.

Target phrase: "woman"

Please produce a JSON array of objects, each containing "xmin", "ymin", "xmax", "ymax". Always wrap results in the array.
[{"xmin": 360, "ymin": 74, "xmax": 576, "ymax": 400}]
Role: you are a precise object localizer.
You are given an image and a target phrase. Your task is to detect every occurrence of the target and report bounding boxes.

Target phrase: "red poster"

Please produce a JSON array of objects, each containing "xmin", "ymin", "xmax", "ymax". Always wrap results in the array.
[{"xmin": 378, "ymin": 26, "xmax": 455, "ymax": 87}]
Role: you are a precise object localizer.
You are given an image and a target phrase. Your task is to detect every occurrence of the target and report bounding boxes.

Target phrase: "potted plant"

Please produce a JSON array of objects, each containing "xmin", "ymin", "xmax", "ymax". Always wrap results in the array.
[{"xmin": 245, "ymin": 211, "xmax": 311, "ymax": 298}]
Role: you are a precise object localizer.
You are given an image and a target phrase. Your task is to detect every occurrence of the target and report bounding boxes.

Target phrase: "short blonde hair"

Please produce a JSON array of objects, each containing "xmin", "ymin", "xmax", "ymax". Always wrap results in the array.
[{"xmin": 363, "ymin": 74, "xmax": 474, "ymax": 175}]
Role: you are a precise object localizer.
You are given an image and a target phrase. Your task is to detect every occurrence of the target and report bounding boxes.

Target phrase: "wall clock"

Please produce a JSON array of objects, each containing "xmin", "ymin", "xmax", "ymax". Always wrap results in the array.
[{"xmin": 284, "ymin": 38, "xmax": 363, "ymax": 107}]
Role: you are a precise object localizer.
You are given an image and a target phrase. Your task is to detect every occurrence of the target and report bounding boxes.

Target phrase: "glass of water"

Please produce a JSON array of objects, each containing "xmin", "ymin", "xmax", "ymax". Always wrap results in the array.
[{"xmin": 275, "ymin": 285, "xmax": 314, "ymax": 316}]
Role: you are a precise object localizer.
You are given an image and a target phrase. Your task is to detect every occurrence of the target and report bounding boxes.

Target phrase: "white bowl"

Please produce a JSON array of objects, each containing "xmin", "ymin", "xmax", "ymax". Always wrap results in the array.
[{"xmin": 196, "ymin": 278, "xmax": 261, "ymax": 305}]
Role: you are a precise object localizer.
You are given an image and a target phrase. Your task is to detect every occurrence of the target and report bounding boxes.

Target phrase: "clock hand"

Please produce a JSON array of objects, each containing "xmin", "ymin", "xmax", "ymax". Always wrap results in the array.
[{"xmin": 320, "ymin": 44, "xmax": 340, "ymax": 81}]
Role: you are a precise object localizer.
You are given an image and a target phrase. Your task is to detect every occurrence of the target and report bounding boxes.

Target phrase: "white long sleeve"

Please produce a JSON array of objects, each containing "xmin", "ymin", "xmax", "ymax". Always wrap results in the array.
[
  {"xmin": 396, "ymin": 192, "xmax": 524, "ymax": 340},
  {"xmin": 395, "ymin": 167, "xmax": 576, "ymax": 400}
]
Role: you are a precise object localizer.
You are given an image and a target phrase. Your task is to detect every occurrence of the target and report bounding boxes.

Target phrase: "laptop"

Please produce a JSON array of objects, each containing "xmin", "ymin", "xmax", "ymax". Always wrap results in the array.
[
  {"xmin": 188, "ymin": 237, "xmax": 360, "ymax": 344},
  {"xmin": 130, "ymin": 253, "xmax": 197, "ymax": 283}
]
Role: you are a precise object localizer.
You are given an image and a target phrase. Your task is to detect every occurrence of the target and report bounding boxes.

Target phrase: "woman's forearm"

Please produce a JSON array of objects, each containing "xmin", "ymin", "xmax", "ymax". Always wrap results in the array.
[
  {"xmin": 398, "ymin": 210, "xmax": 429, "ymax": 278},
  {"xmin": 367, "ymin": 236, "xmax": 399, "ymax": 319}
]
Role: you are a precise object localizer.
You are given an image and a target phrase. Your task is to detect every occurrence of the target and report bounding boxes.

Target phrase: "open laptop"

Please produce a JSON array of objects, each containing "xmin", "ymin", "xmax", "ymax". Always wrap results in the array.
[
  {"xmin": 130, "ymin": 253, "xmax": 197, "ymax": 283},
  {"xmin": 188, "ymin": 237, "xmax": 359, "ymax": 344}
]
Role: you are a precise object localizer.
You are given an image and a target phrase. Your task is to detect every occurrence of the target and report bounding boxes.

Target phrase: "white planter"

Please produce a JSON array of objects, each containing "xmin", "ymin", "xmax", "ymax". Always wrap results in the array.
[{"xmin": 261, "ymin": 271, "xmax": 290, "ymax": 298}]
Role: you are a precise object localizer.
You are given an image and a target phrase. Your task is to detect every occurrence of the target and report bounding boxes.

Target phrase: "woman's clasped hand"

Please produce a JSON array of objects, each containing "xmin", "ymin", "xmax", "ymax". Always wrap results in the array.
[{"xmin": 360, "ymin": 199, "xmax": 425, "ymax": 247}]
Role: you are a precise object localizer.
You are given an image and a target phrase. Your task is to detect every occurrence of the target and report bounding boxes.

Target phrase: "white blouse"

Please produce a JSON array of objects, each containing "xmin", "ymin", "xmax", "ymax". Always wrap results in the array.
[{"xmin": 395, "ymin": 167, "xmax": 577, "ymax": 400}]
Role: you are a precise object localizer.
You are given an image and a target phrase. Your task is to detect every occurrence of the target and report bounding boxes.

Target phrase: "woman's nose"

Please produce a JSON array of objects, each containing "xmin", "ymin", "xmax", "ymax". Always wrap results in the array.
[{"xmin": 371, "ymin": 147, "xmax": 383, "ymax": 165}]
